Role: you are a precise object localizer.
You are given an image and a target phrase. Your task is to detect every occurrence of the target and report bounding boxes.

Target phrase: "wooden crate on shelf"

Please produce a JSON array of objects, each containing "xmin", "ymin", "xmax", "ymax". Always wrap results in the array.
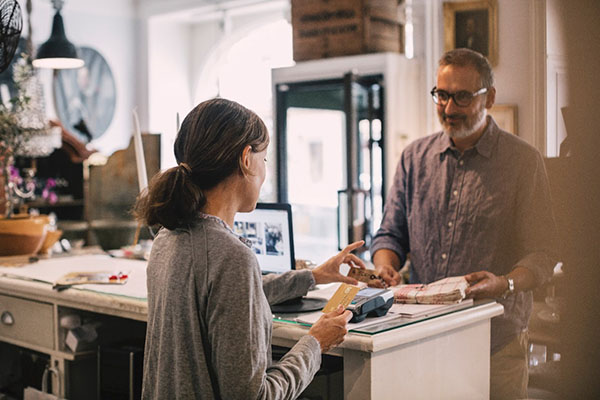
[{"xmin": 291, "ymin": 0, "xmax": 403, "ymax": 62}]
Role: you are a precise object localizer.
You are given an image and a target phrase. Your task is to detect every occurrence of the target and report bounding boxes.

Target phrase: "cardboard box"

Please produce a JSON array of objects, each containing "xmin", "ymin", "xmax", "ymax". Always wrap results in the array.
[{"xmin": 291, "ymin": 0, "xmax": 403, "ymax": 62}]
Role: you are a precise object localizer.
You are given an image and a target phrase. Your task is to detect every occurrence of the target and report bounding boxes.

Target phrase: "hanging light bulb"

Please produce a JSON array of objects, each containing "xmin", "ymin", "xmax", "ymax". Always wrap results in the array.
[{"xmin": 32, "ymin": 0, "xmax": 83, "ymax": 69}]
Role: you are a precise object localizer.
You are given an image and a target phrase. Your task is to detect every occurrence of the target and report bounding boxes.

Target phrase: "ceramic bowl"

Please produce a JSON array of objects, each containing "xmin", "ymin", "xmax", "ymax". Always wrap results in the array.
[
  {"xmin": 0, "ymin": 215, "xmax": 49, "ymax": 257},
  {"xmin": 90, "ymin": 219, "xmax": 139, "ymax": 250},
  {"xmin": 39, "ymin": 229, "xmax": 63, "ymax": 254}
]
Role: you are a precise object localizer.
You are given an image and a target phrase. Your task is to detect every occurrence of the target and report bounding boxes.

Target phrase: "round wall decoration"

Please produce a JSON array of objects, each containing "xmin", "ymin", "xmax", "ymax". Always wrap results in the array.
[{"xmin": 54, "ymin": 46, "xmax": 116, "ymax": 143}]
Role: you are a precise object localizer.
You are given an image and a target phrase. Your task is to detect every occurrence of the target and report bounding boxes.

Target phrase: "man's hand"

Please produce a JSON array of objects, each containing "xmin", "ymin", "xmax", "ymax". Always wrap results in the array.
[
  {"xmin": 464, "ymin": 270, "xmax": 508, "ymax": 299},
  {"xmin": 372, "ymin": 249, "xmax": 402, "ymax": 287},
  {"xmin": 312, "ymin": 241, "xmax": 366, "ymax": 285},
  {"xmin": 308, "ymin": 305, "xmax": 353, "ymax": 352},
  {"xmin": 372, "ymin": 264, "xmax": 401, "ymax": 287}
]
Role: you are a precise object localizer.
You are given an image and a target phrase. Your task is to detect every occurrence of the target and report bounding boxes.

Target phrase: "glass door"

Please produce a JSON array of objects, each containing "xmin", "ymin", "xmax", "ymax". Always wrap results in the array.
[{"xmin": 275, "ymin": 73, "xmax": 384, "ymax": 263}]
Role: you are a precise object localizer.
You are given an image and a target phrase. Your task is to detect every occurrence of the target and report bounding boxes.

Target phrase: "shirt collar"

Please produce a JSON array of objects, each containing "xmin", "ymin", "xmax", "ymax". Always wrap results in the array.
[
  {"xmin": 197, "ymin": 212, "xmax": 253, "ymax": 248},
  {"xmin": 473, "ymin": 115, "xmax": 499, "ymax": 159},
  {"xmin": 434, "ymin": 115, "xmax": 499, "ymax": 159}
]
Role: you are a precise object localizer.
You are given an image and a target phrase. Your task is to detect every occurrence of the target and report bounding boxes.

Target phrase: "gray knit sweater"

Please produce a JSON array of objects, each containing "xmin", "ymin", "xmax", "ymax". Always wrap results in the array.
[{"xmin": 141, "ymin": 215, "xmax": 321, "ymax": 399}]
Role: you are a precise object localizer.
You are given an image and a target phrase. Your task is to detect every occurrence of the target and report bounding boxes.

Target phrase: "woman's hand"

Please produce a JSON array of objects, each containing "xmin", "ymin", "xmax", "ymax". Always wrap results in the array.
[
  {"xmin": 311, "ymin": 241, "xmax": 366, "ymax": 285},
  {"xmin": 308, "ymin": 305, "xmax": 353, "ymax": 352}
]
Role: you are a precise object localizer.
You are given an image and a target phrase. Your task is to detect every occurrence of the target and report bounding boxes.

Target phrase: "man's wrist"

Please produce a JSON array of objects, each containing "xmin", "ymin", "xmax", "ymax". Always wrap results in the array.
[{"xmin": 502, "ymin": 275, "xmax": 515, "ymax": 299}]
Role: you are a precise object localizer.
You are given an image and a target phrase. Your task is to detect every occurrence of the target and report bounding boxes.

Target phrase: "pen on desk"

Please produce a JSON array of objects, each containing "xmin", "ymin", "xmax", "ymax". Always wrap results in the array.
[{"xmin": 53, "ymin": 283, "xmax": 72, "ymax": 292}]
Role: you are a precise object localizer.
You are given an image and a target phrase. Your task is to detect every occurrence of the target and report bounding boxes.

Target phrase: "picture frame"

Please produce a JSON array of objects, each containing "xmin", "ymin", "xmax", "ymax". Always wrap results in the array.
[
  {"xmin": 489, "ymin": 104, "xmax": 518, "ymax": 135},
  {"xmin": 443, "ymin": 0, "xmax": 498, "ymax": 66}
]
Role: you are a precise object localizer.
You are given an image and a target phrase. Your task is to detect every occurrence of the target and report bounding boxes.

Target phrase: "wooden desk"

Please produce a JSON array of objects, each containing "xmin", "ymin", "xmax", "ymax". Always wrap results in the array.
[
  {"xmin": 0, "ymin": 255, "xmax": 147, "ymax": 397},
  {"xmin": 0, "ymin": 255, "xmax": 503, "ymax": 399}
]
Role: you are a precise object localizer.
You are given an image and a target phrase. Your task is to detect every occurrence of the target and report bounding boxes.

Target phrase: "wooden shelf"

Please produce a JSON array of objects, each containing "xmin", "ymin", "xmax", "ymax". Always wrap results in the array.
[{"xmin": 26, "ymin": 199, "xmax": 84, "ymax": 208}]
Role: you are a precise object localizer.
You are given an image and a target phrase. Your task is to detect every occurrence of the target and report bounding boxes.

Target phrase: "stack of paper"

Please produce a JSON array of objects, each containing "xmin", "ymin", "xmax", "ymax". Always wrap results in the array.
[
  {"xmin": 389, "ymin": 299, "xmax": 473, "ymax": 318},
  {"xmin": 391, "ymin": 276, "xmax": 468, "ymax": 304}
]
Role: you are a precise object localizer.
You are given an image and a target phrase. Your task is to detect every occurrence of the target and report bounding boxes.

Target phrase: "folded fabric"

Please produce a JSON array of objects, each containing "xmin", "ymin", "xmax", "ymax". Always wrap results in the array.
[{"xmin": 391, "ymin": 276, "xmax": 468, "ymax": 304}]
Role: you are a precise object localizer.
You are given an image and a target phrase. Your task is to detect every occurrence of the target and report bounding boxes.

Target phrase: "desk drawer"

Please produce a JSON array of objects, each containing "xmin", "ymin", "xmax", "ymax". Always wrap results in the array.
[{"xmin": 0, "ymin": 294, "xmax": 54, "ymax": 349}]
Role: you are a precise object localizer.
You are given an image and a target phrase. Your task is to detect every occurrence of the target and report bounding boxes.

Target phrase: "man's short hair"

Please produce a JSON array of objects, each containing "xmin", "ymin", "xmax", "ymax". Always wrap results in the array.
[{"xmin": 439, "ymin": 48, "xmax": 494, "ymax": 88}]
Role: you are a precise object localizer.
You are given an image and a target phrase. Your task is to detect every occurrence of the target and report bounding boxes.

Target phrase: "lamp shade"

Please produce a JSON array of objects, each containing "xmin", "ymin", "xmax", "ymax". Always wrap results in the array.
[{"xmin": 32, "ymin": 10, "xmax": 83, "ymax": 69}]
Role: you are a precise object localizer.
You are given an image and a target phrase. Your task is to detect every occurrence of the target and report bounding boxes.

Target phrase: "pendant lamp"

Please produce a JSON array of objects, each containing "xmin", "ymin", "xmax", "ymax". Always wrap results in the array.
[{"xmin": 32, "ymin": 0, "xmax": 83, "ymax": 69}]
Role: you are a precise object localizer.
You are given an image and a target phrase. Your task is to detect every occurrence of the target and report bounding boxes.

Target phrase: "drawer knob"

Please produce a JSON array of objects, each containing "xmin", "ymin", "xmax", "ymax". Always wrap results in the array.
[{"xmin": 1, "ymin": 311, "xmax": 14, "ymax": 326}]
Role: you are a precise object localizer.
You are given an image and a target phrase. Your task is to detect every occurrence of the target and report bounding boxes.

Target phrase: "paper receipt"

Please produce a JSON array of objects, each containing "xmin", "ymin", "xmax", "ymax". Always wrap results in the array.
[{"xmin": 322, "ymin": 283, "xmax": 360, "ymax": 313}]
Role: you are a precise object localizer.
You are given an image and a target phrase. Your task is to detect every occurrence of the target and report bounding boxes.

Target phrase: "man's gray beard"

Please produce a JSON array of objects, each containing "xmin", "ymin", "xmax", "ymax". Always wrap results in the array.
[{"xmin": 442, "ymin": 108, "xmax": 487, "ymax": 139}]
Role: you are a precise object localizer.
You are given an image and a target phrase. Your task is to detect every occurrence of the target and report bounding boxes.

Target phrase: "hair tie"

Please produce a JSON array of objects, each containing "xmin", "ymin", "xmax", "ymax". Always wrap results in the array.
[{"xmin": 179, "ymin": 163, "xmax": 192, "ymax": 176}]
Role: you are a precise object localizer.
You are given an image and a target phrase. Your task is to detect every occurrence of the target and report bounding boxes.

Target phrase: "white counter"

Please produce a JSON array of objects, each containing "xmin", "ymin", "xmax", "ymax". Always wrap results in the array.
[{"xmin": 0, "ymin": 255, "xmax": 503, "ymax": 399}]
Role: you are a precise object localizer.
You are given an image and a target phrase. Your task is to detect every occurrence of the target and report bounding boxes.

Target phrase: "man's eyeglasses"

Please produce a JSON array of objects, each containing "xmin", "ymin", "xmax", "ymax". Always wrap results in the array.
[{"xmin": 430, "ymin": 87, "xmax": 488, "ymax": 107}]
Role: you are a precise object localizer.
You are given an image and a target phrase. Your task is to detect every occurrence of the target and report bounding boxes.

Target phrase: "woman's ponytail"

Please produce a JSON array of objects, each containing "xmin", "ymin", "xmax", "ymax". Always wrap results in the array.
[{"xmin": 134, "ymin": 165, "xmax": 206, "ymax": 230}]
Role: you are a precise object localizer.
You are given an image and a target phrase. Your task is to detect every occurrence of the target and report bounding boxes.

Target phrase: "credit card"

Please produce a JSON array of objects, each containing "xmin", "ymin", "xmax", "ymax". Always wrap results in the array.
[
  {"xmin": 348, "ymin": 266, "xmax": 384, "ymax": 285},
  {"xmin": 322, "ymin": 283, "xmax": 360, "ymax": 313}
]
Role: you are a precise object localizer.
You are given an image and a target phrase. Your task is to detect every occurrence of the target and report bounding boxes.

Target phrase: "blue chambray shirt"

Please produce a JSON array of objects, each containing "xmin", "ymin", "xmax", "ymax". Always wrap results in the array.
[{"xmin": 372, "ymin": 116, "xmax": 558, "ymax": 353}]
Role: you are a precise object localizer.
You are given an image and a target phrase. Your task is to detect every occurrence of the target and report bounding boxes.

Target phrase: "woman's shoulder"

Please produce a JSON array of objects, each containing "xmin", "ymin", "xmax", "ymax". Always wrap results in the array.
[
  {"xmin": 153, "ymin": 218, "xmax": 248, "ymax": 258},
  {"xmin": 194, "ymin": 218, "xmax": 257, "ymax": 264},
  {"xmin": 151, "ymin": 218, "xmax": 258, "ymax": 279},
  {"xmin": 195, "ymin": 218, "xmax": 245, "ymax": 246}
]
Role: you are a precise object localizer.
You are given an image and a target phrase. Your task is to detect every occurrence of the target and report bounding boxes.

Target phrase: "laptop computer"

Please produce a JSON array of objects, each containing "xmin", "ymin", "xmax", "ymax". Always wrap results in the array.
[
  {"xmin": 233, "ymin": 203, "xmax": 296, "ymax": 275},
  {"xmin": 233, "ymin": 203, "xmax": 327, "ymax": 312}
]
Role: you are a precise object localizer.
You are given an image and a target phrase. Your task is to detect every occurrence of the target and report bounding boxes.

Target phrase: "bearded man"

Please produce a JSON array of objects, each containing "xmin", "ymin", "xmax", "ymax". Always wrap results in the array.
[{"xmin": 370, "ymin": 48, "xmax": 558, "ymax": 400}]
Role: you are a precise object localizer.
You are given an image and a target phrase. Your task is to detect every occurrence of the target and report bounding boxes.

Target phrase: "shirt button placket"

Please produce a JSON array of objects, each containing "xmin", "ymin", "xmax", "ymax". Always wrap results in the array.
[{"xmin": 443, "ymin": 156, "xmax": 464, "ymax": 277}]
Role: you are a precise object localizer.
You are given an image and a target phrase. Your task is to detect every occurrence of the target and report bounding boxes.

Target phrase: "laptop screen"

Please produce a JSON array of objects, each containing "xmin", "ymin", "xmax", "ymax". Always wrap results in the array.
[{"xmin": 233, "ymin": 203, "xmax": 296, "ymax": 274}]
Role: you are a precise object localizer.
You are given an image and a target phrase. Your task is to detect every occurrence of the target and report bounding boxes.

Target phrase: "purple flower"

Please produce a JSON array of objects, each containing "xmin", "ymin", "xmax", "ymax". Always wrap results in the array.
[
  {"xmin": 8, "ymin": 165, "xmax": 22, "ymax": 184},
  {"xmin": 48, "ymin": 191, "xmax": 58, "ymax": 204}
]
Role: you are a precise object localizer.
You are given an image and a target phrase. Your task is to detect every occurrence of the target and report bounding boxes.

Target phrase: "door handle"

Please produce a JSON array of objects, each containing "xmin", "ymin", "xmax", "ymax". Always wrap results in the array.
[
  {"xmin": 337, "ymin": 189, "xmax": 347, "ymax": 251},
  {"xmin": 1, "ymin": 311, "xmax": 14, "ymax": 326}
]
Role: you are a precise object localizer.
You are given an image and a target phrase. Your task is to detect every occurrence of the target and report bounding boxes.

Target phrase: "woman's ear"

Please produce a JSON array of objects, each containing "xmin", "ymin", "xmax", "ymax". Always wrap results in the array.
[{"xmin": 240, "ymin": 145, "xmax": 253, "ymax": 175}]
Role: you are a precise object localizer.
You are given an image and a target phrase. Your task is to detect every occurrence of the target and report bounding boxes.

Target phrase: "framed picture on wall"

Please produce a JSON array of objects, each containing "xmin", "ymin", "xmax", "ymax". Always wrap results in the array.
[
  {"xmin": 443, "ymin": 0, "xmax": 498, "ymax": 66},
  {"xmin": 489, "ymin": 104, "xmax": 518, "ymax": 135}
]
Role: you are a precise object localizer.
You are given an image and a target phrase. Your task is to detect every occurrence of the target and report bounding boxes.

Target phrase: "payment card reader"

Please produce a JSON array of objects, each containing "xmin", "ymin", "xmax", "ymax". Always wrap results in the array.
[{"xmin": 347, "ymin": 287, "xmax": 394, "ymax": 323}]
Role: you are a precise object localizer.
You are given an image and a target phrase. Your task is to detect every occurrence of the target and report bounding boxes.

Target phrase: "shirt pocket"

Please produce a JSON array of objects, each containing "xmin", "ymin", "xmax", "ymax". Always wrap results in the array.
[{"xmin": 459, "ymin": 183, "xmax": 505, "ymax": 229}]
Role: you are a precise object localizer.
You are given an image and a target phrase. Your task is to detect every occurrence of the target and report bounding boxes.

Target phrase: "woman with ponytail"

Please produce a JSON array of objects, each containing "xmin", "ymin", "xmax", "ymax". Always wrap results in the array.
[{"xmin": 138, "ymin": 98, "xmax": 365, "ymax": 399}]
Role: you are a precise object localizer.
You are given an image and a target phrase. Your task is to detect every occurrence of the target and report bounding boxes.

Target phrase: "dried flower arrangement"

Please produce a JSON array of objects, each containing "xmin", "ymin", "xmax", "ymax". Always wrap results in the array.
[
  {"xmin": 0, "ymin": 55, "xmax": 51, "ymax": 159},
  {"xmin": 1, "ymin": 55, "xmax": 57, "ymax": 217}
]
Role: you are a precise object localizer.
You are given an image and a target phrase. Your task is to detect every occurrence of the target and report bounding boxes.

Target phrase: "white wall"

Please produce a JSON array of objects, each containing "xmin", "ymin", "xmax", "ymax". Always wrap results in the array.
[
  {"xmin": 492, "ymin": 0, "xmax": 536, "ymax": 146},
  {"xmin": 25, "ymin": 0, "xmax": 138, "ymax": 156},
  {"xmin": 546, "ymin": 0, "xmax": 569, "ymax": 156},
  {"xmin": 146, "ymin": 1, "xmax": 288, "ymax": 168},
  {"xmin": 191, "ymin": 4, "xmax": 289, "ymax": 105},
  {"xmin": 147, "ymin": 17, "xmax": 192, "ymax": 168}
]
